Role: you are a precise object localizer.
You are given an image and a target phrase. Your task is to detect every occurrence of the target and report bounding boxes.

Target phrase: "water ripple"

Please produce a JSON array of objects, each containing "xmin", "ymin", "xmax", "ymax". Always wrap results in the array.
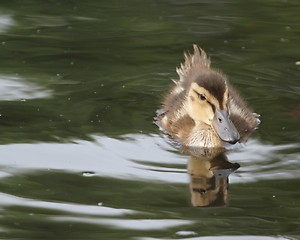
[
  {"xmin": 0, "ymin": 193, "xmax": 136, "ymax": 217},
  {"xmin": 51, "ymin": 217, "xmax": 193, "ymax": 231},
  {"xmin": 0, "ymin": 134, "xmax": 298, "ymax": 184},
  {"xmin": 138, "ymin": 236, "xmax": 291, "ymax": 240}
]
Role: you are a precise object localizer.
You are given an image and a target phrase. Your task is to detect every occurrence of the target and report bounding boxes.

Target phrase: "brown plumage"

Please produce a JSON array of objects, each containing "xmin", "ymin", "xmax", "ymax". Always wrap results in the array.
[{"xmin": 157, "ymin": 45, "xmax": 260, "ymax": 148}]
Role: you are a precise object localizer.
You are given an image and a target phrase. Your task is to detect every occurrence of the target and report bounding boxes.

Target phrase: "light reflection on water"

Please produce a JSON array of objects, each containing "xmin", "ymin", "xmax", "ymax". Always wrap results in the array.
[
  {"xmin": 139, "ymin": 236, "xmax": 290, "ymax": 240},
  {"xmin": 0, "ymin": 15, "xmax": 14, "ymax": 32},
  {"xmin": 51, "ymin": 217, "xmax": 193, "ymax": 231},
  {"xmin": 0, "ymin": 134, "xmax": 298, "ymax": 184},
  {"xmin": 0, "ymin": 75, "xmax": 53, "ymax": 101},
  {"xmin": 0, "ymin": 192, "xmax": 136, "ymax": 216},
  {"xmin": 0, "ymin": 133, "xmax": 299, "ymax": 235}
]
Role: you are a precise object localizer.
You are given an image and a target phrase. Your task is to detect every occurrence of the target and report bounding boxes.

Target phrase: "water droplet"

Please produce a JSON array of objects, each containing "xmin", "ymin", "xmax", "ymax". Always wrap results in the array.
[
  {"xmin": 20, "ymin": 99, "xmax": 26, "ymax": 102},
  {"xmin": 97, "ymin": 202, "xmax": 103, "ymax": 206},
  {"xmin": 295, "ymin": 61, "xmax": 300, "ymax": 66}
]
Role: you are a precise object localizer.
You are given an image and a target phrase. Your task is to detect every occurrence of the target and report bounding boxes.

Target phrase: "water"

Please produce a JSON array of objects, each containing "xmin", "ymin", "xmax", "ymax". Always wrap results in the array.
[{"xmin": 0, "ymin": 0, "xmax": 299, "ymax": 239}]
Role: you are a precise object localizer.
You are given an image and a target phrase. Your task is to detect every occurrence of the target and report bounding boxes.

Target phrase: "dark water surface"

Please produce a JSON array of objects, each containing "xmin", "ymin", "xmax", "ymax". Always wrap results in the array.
[{"xmin": 0, "ymin": 1, "xmax": 299, "ymax": 239}]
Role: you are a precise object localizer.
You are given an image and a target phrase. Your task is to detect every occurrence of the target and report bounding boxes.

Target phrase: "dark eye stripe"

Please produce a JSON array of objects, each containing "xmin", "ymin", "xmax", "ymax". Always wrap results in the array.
[
  {"xmin": 193, "ymin": 89, "xmax": 216, "ymax": 112},
  {"xmin": 207, "ymin": 101, "xmax": 216, "ymax": 112}
]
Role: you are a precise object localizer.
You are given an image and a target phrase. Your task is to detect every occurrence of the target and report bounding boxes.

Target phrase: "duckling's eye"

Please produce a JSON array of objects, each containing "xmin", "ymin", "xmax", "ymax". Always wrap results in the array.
[
  {"xmin": 193, "ymin": 90, "xmax": 206, "ymax": 101},
  {"xmin": 199, "ymin": 94, "xmax": 206, "ymax": 101}
]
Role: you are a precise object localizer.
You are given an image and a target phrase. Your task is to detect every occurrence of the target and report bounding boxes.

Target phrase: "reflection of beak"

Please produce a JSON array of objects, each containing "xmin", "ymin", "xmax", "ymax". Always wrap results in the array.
[{"xmin": 212, "ymin": 108, "xmax": 240, "ymax": 144}]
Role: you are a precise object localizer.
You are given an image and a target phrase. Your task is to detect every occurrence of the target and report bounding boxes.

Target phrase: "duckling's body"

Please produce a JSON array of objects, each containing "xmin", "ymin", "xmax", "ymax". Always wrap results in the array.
[{"xmin": 157, "ymin": 45, "xmax": 260, "ymax": 148}]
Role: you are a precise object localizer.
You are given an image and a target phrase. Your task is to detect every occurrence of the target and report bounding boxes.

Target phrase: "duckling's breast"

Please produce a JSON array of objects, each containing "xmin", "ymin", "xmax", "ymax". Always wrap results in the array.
[{"xmin": 187, "ymin": 124, "xmax": 223, "ymax": 148}]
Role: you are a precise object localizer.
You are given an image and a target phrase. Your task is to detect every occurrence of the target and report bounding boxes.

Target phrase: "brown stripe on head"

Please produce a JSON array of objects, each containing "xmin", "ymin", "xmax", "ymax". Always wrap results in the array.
[{"xmin": 194, "ymin": 71, "xmax": 228, "ymax": 109}]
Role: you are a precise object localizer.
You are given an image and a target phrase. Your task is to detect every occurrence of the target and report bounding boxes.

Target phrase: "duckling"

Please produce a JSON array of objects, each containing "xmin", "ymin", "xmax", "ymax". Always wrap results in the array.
[{"xmin": 157, "ymin": 45, "xmax": 260, "ymax": 148}]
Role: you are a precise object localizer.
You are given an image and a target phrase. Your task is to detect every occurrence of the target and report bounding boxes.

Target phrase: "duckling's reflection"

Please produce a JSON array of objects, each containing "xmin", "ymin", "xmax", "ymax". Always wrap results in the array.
[{"xmin": 183, "ymin": 147, "xmax": 239, "ymax": 207}]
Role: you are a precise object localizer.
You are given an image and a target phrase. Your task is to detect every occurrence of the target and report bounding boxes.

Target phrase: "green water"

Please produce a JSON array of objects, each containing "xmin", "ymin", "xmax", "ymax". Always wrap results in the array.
[{"xmin": 0, "ymin": 0, "xmax": 299, "ymax": 239}]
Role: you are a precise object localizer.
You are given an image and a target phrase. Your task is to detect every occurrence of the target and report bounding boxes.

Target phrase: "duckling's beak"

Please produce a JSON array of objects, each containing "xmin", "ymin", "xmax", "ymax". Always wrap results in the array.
[{"xmin": 212, "ymin": 109, "xmax": 240, "ymax": 144}]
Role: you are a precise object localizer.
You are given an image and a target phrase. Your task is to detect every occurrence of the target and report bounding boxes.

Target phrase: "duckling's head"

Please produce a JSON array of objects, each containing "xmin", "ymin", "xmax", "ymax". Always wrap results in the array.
[{"xmin": 184, "ymin": 51, "xmax": 240, "ymax": 144}]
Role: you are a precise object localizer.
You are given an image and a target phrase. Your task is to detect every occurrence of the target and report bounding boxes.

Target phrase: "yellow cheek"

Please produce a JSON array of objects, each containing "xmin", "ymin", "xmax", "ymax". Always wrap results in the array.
[
  {"xmin": 202, "ymin": 104, "xmax": 214, "ymax": 122},
  {"xmin": 192, "ymin": 101, "xmax": 214, "ymax": 125}
]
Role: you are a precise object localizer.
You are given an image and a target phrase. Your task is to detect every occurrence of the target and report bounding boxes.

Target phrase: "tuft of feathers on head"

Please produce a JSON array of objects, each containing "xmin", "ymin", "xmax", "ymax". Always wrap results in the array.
[{"xmin": 176, "ymin": 44, "xmax": 211, "ymax": 82}]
